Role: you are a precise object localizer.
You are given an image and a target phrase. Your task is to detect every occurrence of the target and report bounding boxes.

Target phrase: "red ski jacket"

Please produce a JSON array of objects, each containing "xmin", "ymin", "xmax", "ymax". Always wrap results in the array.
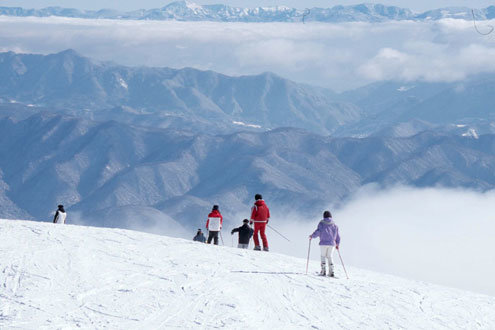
[
  {"xmin": 250, "ymin": 200, "xmax": 270, "ymax": 223},
  {"xmin": 206, "ymin": 210, "xmax": 223, "ymax": 231}
]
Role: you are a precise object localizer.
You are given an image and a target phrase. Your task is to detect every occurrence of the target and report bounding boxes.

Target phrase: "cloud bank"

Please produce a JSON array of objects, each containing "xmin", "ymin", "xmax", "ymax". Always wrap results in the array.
[{"xmin": 1, "ymin": 17, "xmax": 495, "ymax": 90}]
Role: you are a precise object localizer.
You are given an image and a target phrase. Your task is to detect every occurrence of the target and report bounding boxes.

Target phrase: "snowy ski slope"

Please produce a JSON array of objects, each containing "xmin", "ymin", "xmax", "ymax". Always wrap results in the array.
[{"xmin": 1, "ymin": 219, "xmax": 494, "ymax": 329}]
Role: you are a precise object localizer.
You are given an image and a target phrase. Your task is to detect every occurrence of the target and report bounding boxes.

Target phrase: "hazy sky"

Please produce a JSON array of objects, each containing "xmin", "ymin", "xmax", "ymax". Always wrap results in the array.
[{"xmin": 0, "ymin": 0, "xmax": 493, "ymax": 11}]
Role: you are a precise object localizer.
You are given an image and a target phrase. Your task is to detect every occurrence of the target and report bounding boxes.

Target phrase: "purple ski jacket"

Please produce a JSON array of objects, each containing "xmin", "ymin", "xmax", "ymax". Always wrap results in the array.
[{"xmin": 311, "ymin": 218, "xmax": 341, "ymax": 246}]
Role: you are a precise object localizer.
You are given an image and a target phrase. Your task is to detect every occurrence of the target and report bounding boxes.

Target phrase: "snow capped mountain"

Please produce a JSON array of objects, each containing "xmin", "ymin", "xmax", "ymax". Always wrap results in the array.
[
  {"xmin": 0, "ymin": 2, "xmax": 494, "ymax": 22},
  {"xmin": 1, "ymin": 219, "xmax": 494, "ymax": 328}
]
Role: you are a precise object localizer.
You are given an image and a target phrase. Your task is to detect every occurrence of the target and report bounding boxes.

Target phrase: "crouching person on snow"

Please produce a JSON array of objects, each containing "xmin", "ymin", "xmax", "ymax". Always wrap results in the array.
[
  {"xmin": 53, "ymin": 204, "xmax": 67, "ymax": 224},
  {"xmin": 309, "ymin": 210, "xmax": 340, "ymax": 277},
  {"xmin": 206, "ymin": 205, "xmax": 223, "ymax": 245},
  {"xmin": 231, "ymin": 219, "xmax": 254, "ymax": 249},
  {"xmin": 193, "ymin": 229, "xmax": 206, "ymax": 243}
]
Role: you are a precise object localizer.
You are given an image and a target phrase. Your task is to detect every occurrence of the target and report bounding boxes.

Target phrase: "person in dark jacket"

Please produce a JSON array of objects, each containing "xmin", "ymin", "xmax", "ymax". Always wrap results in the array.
[
  {"xmin": 231, "ymin": 219, "xmax": 254, "ymax": 249},
  {"xmin": 193, "ymin": 229, "xmax": 206, "ymax": 243},
  {"xmin": 53, "ymin": 204, "xmax": 67, "ymax": 224}
]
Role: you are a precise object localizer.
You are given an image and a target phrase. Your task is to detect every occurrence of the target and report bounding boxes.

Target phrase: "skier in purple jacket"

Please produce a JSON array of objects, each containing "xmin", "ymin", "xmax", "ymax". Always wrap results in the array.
[{"xmin": 309, "ymin": 211, "xmax": 340, "ymax": 277}]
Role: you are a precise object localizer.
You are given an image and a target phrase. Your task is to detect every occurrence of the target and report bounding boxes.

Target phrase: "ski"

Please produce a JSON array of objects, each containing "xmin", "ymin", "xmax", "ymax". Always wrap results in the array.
[{"xmin": 314, "ymin": 272, "xmax": 339, "ymax": 279}]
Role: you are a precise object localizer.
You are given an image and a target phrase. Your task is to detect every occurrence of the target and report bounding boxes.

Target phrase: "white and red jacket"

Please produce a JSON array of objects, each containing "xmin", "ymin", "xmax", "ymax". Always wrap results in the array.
[
  {"xmin": 250, "ymin": 200, "xmax": 270, "ymax": 223},
  {"xmin": 206, "ymin": 210, "xmax": 223, "ymax": 231}
]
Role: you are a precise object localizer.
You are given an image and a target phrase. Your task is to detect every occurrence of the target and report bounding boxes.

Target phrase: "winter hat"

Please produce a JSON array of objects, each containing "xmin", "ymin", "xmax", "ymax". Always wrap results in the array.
[
  {"xmin": 212, "ymin": 205, "xmax": 219, "ymax": 211},
  {"xmin": 243, "ymin": 219, "xmax": 249, "ymax": 223},
  {"xmin": 58, "ymin": 204, "xmax": 64, "ymax": 209},
  {"xmin": 255, "ymin": 194, "xmax": 262, "ymax": 200},
  {"xmin": 323, "ymin": 210, "xmax": 332, "ymax": 218}
]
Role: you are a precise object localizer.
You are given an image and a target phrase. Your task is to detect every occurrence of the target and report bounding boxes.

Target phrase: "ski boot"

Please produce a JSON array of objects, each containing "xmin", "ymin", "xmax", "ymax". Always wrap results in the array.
[
  {"xmin": 254, "ymin": 245, "xmax": 261, "ymax": 251},
  {"xmin": 263, "ymin": 247, "xmax": 269, "ymax": 252},
  {"xmin": 319, "ymin": 263, "xmax": 326, "ymax": 276},
  {"xmin": 328, "ymin": 263, "xmax": 335, "ymax": 277}
]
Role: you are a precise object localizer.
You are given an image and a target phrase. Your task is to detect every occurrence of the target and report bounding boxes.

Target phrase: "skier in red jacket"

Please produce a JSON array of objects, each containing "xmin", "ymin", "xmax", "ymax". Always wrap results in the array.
[
  {"xmin": 250, "ymin": 194, "xmax": 270, "ymax": 251},
  {"xmin": 206, "ymin": 205, "xmax": 223, "ymax": 245}
]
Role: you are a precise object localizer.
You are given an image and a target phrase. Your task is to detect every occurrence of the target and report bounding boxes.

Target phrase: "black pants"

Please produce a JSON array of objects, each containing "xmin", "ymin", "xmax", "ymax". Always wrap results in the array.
[{"xmin": 207, "ymin": 231, "xmax": 219, "ymax": 245}]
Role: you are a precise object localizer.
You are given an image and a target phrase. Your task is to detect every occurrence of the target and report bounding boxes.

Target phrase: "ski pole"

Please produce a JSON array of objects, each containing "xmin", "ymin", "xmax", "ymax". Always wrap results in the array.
[
  {"xmin": 337, "ymin": 248, "xmax": 349, "ymax": 279},
  {"xmin": 220, "ymin": 231, "xmax": 224, "ymax": 246},
  {"xmin": 267, "ymin": 224, "xmax": 291, "ymax": 242},
  {"xmin": 306, "ymin": 238, "xmax": 311, "ymax": 275},
  {"xmin": 231, "ymin": 235, "xmax": 234, "ymax": 247}
]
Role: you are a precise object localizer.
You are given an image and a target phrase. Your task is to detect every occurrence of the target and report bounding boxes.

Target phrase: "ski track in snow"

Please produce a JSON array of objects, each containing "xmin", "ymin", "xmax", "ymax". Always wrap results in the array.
[{"xmin": 0, "ymin": 219, "xmax": 494, "ymax": 329}]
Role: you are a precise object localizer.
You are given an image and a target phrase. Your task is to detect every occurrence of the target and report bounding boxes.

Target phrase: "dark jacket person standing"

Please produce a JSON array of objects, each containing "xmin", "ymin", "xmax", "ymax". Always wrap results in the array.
[{"xmin": 231, "ymin": 219, "xmax": 254, "ymax": 249}]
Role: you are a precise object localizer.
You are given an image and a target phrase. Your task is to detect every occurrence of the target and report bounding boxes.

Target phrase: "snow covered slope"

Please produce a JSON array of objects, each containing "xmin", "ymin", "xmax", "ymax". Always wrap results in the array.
[{"xmin": 1, "ymin": 219, "xmax": 494, "ymax": 329}]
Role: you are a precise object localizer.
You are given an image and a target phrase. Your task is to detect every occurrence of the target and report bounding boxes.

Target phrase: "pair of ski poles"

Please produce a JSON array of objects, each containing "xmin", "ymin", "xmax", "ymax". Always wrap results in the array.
[
  {"xmin": 306, "ymin": 238, "xmax": 349, "ymax": 279},
  {"xmin": 265, "ymin": 225, "xmax": 349, "ymax": 278}
]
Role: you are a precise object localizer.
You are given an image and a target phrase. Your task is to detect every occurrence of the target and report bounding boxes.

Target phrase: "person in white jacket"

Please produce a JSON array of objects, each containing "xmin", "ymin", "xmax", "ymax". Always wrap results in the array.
[
  {"xmin": 206, "ymin": 205, "xmax": 223, "ymax": 245},
  {"xmin": 53, "ymin": 205, "xmax": 67, "ymax": 224}
]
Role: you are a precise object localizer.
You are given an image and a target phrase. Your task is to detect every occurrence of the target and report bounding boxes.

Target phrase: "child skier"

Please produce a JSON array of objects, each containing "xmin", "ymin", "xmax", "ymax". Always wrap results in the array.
[
  {"xmin": 309, "ymin": 210, "xmax": 340, "ymax": 277},
  {"xmin": 231, "ymin": 219, "xmax": 254, "ymax": 249}
]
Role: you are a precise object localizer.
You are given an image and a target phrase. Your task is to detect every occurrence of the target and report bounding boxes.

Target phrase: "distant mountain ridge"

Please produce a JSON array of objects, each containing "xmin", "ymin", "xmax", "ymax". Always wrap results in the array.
[
  {"xmin": 1, "ymin": 50, "xmax": 494, "ymax": 138},
  {"xmin": 0, "ymin": 49, "xmax": 360, "ymax": 135},
  {"xmin": 1, "ymin": 1, "xmax": 494, "ymax": 22}
]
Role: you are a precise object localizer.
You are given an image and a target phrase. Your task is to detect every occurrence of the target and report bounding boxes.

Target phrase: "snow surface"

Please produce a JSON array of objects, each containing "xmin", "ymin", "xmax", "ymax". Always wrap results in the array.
[{"xmin": 1, "ymin": 219, "xmax": 494, "ymax": 329}]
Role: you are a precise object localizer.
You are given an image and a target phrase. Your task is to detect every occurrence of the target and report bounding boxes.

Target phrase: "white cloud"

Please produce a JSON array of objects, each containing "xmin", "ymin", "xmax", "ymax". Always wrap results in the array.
[
  {"xmin": 360, "ymin": 42, "xmax": 495, "ymax": 82},
  {"xmin": 1, "ymin": 16, "xmax": 495, "ymax": 90}
]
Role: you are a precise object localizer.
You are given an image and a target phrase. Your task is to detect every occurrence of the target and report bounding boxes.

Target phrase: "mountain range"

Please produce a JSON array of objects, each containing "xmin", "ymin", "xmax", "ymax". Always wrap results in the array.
[
  {"xmin": 0, "ymin": 1, "xmax": 494, "ymax": 23},
  {"xmin": 1, "ymin": 50, "xmax": 494, "ymax": 137},
  {"xmin": 0, "ymin": 50, "xmax": 359, "ymax": 135},
  {"xmin": 1, "ymin": 50, "xmax": 494, "ymax": 231}
]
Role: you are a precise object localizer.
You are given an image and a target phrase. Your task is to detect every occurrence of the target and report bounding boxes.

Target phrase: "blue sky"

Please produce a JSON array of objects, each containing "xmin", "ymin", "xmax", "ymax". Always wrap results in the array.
[{"xmin": 0, "ymin": 0, "xmax": 493, "ymax": 11}]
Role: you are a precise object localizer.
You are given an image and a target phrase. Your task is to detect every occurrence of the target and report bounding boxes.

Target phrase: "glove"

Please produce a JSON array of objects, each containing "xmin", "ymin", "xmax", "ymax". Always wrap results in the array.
[
  {"xmin": 336, "ymin": 245, "xmax": 339, "ymax": 250},
  {"xmin": 231, "ymin": 230, "xmax": 234, "ymax": 235},
  {"xmin": 249, "ymin": 220, "xmax": 253, "ymax": 225},
  {"xmin": 308, "ymin": 236, "xmax": 312, "ymax": 240}
]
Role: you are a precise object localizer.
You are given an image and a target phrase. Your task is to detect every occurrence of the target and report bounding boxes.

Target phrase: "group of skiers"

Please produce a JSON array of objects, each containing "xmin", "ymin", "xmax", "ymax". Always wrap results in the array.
[
  {"xmin": 54, "ymin": 193, "xmax": 341, "ymax": 277},
  {"xmin": 194, "ymin": 193, "xmax": 271, "ymax": 251},
  {"xmin": 194, "ymin": 194, "xmax": 342, "ymax": 277}
]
